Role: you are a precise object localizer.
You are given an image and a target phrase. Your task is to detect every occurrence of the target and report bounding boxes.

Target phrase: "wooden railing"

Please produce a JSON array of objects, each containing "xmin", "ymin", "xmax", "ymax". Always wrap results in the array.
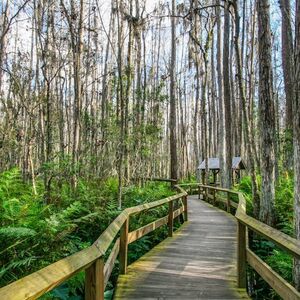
[
  {"xmin": 181, "ymin": 183, "xmax": 300, "ymax": 300},
  {"xmin": 0, "ymin": 185, "xmax": 188, "ymax": 300}
]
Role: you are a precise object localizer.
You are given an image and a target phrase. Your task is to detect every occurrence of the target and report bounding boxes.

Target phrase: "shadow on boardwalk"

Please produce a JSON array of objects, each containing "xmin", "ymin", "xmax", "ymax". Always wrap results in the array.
[{"xmin": 114, "ymin": 195, "xmax": 250, "ymax": 299}]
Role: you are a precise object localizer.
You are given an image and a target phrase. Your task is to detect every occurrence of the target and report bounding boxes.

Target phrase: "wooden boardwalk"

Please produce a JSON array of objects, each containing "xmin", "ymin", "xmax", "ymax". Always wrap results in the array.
[{"xmin": 114, "ymin": 195, "xmax": 249, "ymax": 299}]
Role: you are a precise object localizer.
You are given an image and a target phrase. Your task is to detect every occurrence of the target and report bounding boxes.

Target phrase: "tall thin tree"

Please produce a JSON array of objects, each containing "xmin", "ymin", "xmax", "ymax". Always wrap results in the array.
[
  {"xmin": 257, "ymin": 0, "xmax": 276, "ymax": 225},
  {"xmin": 169, "ymin": 0, "xmax": 178, "ymax": 180}
]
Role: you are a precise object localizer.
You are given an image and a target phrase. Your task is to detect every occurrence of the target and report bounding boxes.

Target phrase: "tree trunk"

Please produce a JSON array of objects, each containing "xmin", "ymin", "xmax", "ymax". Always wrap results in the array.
[
  {"xmin": 216, "ymin": 1, "xmax": 225, "ymax": 186},
  {"xmin": 223, "ymin": 1, "xmax": 232, "ymax": 188},
  {"xmin": 233, "ymin": 0, "xmax": 260, "ymax": 218},
  {"xmin": 257, "ymin": 0, "xmax": 276, "ymax": 226},
  {"xmin": 293, "ymin": 0, "xmax": 300, "ymax": 290},
  {"xmin": 169, "ymin": 0, "xmax": 178, "ymax": 180},
  {"xmin": 280, "ymin": 0, "xmax": 294, "ymax": 170}
]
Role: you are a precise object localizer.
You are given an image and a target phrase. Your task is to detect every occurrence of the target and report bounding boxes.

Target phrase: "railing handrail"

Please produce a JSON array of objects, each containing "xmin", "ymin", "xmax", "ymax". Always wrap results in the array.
[{"xmin": 0, "ymin": 184, "xmax": 187, "ymax": 300}]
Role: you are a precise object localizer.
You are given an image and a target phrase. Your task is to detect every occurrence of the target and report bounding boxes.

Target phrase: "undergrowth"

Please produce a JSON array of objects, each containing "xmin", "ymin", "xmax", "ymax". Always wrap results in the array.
[{"xmin": 0, "ymin": 168, "xmax": 175, "ymax": 299}]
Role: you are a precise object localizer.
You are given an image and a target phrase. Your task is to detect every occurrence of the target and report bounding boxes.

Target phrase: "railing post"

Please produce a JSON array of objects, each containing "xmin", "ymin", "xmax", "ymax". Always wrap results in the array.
[
  {"xmin": 120, "ymin": 218, "xmax": 129, "ymax": 274},
  {"xmin": 85, "ymin": 258, "xmax": 104, "ymax": 300},
  {"xmin": 237, "ymin": 221, "xmax": 247, "ymax": 288},
  {"xmin": 213, "ymin": 189, "xmax": 216, "ymax": 206},
  {"xmin": 227, "ymin": 191, "xmax": 231, "ymax": 213},
  {"xmin": 198, "ymin": 186, "xmax": 201, "ymax": 199},
  {"xmin": 205, "ymin": 187, "xmax": 208, "ymax": 202},
  {"xmin": 189, "ymin": 186, "xmax": 192, "ymax": 195},
  {"xmin": 183, "ymin": 195, "xmax": 188, "ymax": 221},
  {"xmin": 168, "ymin": 200, "xmax": 174, "ymax": 237}
]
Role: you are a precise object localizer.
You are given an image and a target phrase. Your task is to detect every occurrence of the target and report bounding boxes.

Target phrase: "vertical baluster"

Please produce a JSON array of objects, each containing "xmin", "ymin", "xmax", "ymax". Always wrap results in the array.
[
  {"xmin": 213, "ymin": 189, "xmax": 216, "ymax": 206},
  {"xmin": 227, "ymin": 191, "xmax": 231, "ymax": 213},
  {"xmin": 183, "ymin": 195, "xmax": 188, "ymax": 221},
  {"xmin": 237, "ymin": 221, "xmax": 246, "ymax": 288},
  {"xmin": 120, "ymin": 218, "xmax": 129, "ymax": 274},
  {"xmin": 168, "ymin": 200, "xmax": 174, "ymax": 237}
]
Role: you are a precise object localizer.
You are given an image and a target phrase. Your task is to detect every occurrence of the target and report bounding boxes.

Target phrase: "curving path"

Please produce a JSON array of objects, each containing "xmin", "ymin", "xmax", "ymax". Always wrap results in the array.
[{"xmin": 114, "ymin": 195, "xmax": 249, "ymax": 299}]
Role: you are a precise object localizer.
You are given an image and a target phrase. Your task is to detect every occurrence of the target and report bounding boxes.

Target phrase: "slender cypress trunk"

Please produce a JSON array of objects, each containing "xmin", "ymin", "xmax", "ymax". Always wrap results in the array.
[
  {"xmin": 293, "ymin": 0, "xmax": 300, "ymax": 290},
  {"xmin": 257, "ymin": 0, "xmax": 276, "ymax": 226},
  {"xmin": 223, "ymin": 1, "xmax": 232, "ymax": 188},
  {"xmin": 280, "ymin": 0, "xmax": 294, "ymax": 170},
  {"xmin": 216, "ymin": 0, "xmax": 225, "ymax": 186},
  {"xmin": 169, "ymin": 0, "xmax": 178, "ymax": 180}
]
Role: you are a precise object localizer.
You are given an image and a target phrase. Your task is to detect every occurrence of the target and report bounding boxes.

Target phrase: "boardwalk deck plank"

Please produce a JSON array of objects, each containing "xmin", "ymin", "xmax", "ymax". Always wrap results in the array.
[{"xmin": 114, "ymin": 196, "xmax": 249, "ymax": 299}]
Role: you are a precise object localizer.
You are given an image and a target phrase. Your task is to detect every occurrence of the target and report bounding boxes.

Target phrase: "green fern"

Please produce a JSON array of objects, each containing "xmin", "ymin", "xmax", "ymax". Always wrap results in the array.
[{"xmin": 0, "ymin": 227, "xmax": 36, "ymax": 239}]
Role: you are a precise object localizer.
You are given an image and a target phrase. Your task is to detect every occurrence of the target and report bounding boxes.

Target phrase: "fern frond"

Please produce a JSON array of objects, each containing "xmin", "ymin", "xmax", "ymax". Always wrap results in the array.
[{"xmin": 0, "ymin": 227, "xmax": 37, "ymax": 239}]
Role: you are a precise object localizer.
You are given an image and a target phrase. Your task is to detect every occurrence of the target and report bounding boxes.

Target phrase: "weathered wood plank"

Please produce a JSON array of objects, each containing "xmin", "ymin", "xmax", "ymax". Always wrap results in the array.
[
  {"xmin": 94, "ymin": 211, "xmax": 128, "ymax": 254},
  {"xmin": 213, "ymin": 189, "xmax": 216, "ymax": 206},
  {"xmin": 143, "ymin": 177, "xmax": 177, "ymax": 183},
  {"xmin": 128, "ymin": 216, "xmax": 168, "ymax": 244},
  {"xmin": 168, "ymin": 201, "xmax": 174, "ymax": 237},
  {"xmin": 237, "ymin": 221, "xmax": 247, "ymax": 288},
  {"xmin": 127, "ymin": 206, "xmax": 184, "ymax": 245},
  {"xmin": 231, "ymin": 201, "xmax": 238, "ymax": 209},
  {"xmin": 104, "ymin": 239, "xmax": 120, "ymax": 288},
  {"xmin": 85, "ymin": 258, "xmax": 104, "ymax": 300},
  {"xmin": 227, "ymin": 191, "xmax": 231, "ymax": 213},
  {"xmin": 183, "ymin": 195, "xmax": 188, "ymax": 221},
  {"xmin": 126, "ymin": 192, "xmax": 186, "ymax": 215},
  {"xmin": 179, "ymin": 183, "xmax": 239, "ymax": 195},
  {"xmin": 173, "ymin": 206, "xmax": 184, "ymax": 219},
  {"xmin": 247, "ymin": 248, "xmax": 300, "ymax": 300},
  {"xmin": 119, "ymin": 218, "xmax": 129, "ymax": 275}
]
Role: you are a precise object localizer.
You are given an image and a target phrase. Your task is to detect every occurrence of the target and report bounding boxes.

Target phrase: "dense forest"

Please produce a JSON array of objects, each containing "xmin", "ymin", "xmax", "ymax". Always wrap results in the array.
[{"xmin": 0, "ymin": 0, "xmax": 300, "ymax": 299}]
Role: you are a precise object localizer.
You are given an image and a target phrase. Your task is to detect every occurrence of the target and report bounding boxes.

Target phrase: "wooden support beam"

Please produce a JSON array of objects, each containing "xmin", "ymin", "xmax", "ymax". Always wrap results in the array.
[
  {"xmin": 227, "ymin": 191, "xmax": 231, "ymax": 213},
  {"xmin": 183, "ymin": 195, "xmax": 188, "ymax": 221},
  {"xmin": 212, "ymin": 189, "xmax": 216, "ymax": 206},
  {"xmin": 173, "ymin": 206, "xmax": 184, "ymax": 219},
  {"xmin": 85, "ymin": 258, "xmax": 104, "ymax": 300},
  {"xmin": 128, "ymin": 216, "xmax": 168, "ymax": 244},
  {"xmin": 212, "ymin": 170, "xmax": 217, "ymax": 185},
  {"xmin": 237, "ymin": 221, "xmax": 247, "ymax": 288},
  {"xmin": 198, "ymin": 186, "xmax": 201, "ymax": 199},
  {"xmin": 119, "ymin": 218, "xmax": 129, "ymax": 275},
  {"xmin": 168, "ymin": 200, "xmax": 174, "ymax": 237},
  {"xmin": 104, "ymin": 239, "xmax": 120, "ymax": 288},
  {"xmin": 201, "ymin": 170, "xmax": 205, "ymax": 185}
]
